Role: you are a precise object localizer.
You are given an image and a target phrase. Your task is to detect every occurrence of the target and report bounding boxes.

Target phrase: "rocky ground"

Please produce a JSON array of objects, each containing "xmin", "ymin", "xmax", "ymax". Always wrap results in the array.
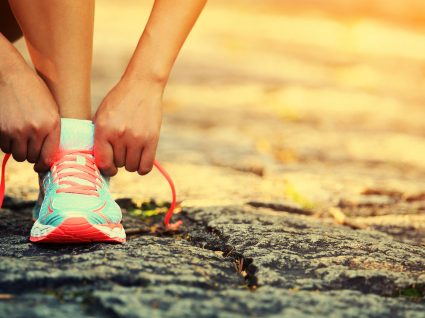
[{"xmin": 1, "ymin": 0, "xmax": 425, "ymax": 317}]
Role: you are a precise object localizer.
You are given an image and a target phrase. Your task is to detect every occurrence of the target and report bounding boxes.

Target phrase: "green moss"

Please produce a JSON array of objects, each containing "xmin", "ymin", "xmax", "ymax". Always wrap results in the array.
[
  {"xmin": 128, "ymin": 199, "xmax": 170, "ymax": 220},
  {"xmin": 399, "ymin": 286, "xmax": 424, "ymax": 298},
  {"xmin": 284, "ymin": 182, "xmax": 314, "ymax": 210}
]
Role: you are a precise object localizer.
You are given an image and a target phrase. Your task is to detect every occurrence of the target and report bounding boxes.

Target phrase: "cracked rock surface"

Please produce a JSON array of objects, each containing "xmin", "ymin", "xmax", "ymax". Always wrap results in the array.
[{"xmin": 0, "ymin": 205, "xmax": 424, "ymax": 317}]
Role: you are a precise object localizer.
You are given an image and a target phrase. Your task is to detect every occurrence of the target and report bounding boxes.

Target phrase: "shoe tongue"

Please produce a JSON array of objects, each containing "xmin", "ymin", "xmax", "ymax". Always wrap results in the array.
[
  {"xmin": 56, "ymin": 118, "xmax": 97, "ymax": 191},
  {"xmin": 59, "ymin": 118, "xmax": 94, "ymax": 151}
]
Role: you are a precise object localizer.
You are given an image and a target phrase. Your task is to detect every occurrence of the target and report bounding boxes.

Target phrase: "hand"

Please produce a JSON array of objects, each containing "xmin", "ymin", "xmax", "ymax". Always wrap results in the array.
[
  {"xmin": 0, "ymin": 64, "xmax": 60, "ymax": 172},
  {"xmin": 93, "ymin": 77, "xmax": 163, "ymax": 176}
]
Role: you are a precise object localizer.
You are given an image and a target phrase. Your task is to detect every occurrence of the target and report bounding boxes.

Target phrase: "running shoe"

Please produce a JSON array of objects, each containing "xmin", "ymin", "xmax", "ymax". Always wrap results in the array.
[
  {"xmin": 31, "ymin": 118, "xmax": 125, "ymax": 243},
  {"xmin": 0, "ymin": 118, "xmax": 181, "ymax": 243}
]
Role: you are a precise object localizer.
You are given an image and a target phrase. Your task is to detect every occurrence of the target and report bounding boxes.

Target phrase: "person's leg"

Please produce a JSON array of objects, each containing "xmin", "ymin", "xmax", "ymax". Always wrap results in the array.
[
  {"xmin": 8, "ymin": 0, "xmax": 94, "ymax": 119},
  {"xmin": 3, "ymin": 1, "xmax": 125, "ymax": 244},
  {"xmin": 0, "ymin": 0, "xmax": 22, "ymax": 42}
]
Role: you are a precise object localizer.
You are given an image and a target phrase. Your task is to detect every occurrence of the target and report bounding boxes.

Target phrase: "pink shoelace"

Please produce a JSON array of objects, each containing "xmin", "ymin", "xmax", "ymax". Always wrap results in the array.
[
  {"xmin": 0, "ymin": 152, "xmax": 182, "ymax": 229},
  {"xmin": 53, "ymin": 150, "xmax": 102, "ymax": 197}
]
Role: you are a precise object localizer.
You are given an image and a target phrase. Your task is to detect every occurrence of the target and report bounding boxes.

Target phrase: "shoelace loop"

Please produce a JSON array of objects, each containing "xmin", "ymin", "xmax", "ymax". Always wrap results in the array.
[{"xmin": 0, "ymin": 153, "xmax": 180, "ymax": 229}]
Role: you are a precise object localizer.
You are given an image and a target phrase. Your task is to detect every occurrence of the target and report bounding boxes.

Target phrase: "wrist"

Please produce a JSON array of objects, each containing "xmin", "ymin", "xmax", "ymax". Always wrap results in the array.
[
  {"xmin": 121, "ymin": 67, "xmax": 169, "ymax": 94},
  {"xmin": 115, "ymin": 74, "xmax": 166, "ymax": 107},
  {"xmin": 122, "ymin": 64, "xmax": 169, "ymax": 90}
]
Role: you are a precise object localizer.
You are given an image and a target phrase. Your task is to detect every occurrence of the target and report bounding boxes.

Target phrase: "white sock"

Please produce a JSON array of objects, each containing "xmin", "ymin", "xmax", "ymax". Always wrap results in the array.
[{"xmin": 60, "ymin": 118, "xmax": 94, "ymax": 151}]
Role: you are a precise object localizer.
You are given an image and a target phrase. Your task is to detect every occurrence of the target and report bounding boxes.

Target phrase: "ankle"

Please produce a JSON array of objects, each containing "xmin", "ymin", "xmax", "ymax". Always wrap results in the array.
[
  {"xmin": 60, "ymin": 109, "xmax": 92, "ymax": 120},
  {"xmin": 59, "ymin": 118, "xmax": 94, "ymax": 151}
]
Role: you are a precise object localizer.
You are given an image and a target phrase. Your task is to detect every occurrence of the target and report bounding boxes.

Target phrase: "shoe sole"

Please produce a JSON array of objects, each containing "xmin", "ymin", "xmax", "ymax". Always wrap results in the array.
[{"xmin": 30, "ymin": 217, "xmax": 126, "ymax": 244}]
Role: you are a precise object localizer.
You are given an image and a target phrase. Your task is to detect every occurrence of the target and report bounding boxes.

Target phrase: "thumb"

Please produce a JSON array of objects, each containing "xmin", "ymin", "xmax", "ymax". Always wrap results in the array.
[
  {"xmin": 34, "ymin": 122, "xmax": 60, "ymax": 173},
  {"xmin": 94, "ymin": 129, "xmax": 117, "ymax": 176}
]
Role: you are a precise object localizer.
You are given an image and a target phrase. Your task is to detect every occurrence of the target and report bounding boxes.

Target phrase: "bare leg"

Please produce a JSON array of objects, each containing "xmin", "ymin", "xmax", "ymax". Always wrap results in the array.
[{"xmin": 8, "ymin": 0, "xmax": 94, "ymax": 119}]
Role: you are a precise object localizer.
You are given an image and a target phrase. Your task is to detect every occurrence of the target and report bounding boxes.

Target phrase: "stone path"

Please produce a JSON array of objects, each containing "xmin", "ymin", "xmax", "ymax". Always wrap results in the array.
[{"xmin": 1, "ymin": 0, "xmax": 425, "ymax": 317}]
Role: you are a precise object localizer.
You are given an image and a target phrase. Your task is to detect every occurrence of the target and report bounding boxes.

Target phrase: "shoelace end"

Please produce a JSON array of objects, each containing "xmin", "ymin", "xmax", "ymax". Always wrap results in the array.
[
  {"xmin": 154, "ymin": 160, "xmax": 181, "ymax": 229},
  {"xmin": 164, "ymin": 220, "xmax": 183, "ymax": 231},
  {"xmin": 0, "ymin": 154, "xmax": 11, "ymax": 208}
]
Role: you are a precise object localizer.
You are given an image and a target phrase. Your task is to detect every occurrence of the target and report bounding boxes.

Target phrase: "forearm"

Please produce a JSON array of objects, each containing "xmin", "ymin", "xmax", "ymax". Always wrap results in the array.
[
  {"xmin": 0, "ymin": 33, "xmax": 27, "ymax": 78},
  {"xmin": 123, "ymin": 0, "xmax": 207, "ymax": 86}
]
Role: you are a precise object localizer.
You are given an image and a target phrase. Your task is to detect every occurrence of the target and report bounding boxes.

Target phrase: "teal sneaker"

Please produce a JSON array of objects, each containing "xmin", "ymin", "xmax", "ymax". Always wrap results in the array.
[
  {"xmin": 0, "ymin": 118, "xmax": 181, "ymax": 244},
  {"xmin": 29, "ymin": 118, "xmax": 125, "ymax": 243}
]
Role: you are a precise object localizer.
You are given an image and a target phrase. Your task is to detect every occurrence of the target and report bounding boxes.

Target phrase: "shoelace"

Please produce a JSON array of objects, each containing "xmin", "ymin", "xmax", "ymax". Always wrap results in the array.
[
  {"xmin": 0, "ymin": 152, "xmax": 181, "ymax": 229},
  {"xmin": 53, "ymin": 150, "xmax": 102, "ymax": 197}
]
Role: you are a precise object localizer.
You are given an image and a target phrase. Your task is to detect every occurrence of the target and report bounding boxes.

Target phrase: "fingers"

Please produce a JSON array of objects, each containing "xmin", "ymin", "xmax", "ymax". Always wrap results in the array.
[
  {"xmin": 94, "ymin": 110, "xmax": 160, "ymax": 176},
  {"xmin": 33, "ymin": 135, "xmax": 50, "ymax": 173},
  {"xmin": 27, "ymin": 136, "xmax": 43, "ymax": 164},
  {"xmin": 125, "ymin": 145, "xmax": 142, "ymax": 173},
  {"xmin": 103, "ymin": 141, "xmax": 157, "ymax": 176},
  {"xmin": 113, "ymin": 142, "xmax": 126, "ymax": 168},
  {"xmin": 34, "ymin": 121, "xmax": 60, "ymax": 173},
  {"xmin": 94, "ymin": 122, "xmax": 119, "ymax": 176},
  {"xmin": 94, "ymin": 135, "xmax": 118, "ymax": 177},
  {"xmin": 10, "ymin": 138, "xmax": 27, "ymax": 162},
  {"xmin": 138, "ymin": 141, "xmax": 157, "ymax": 175},
  {"xmin": 0, "ymin": 135, "xmax": 11, "ymax": 154}
]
